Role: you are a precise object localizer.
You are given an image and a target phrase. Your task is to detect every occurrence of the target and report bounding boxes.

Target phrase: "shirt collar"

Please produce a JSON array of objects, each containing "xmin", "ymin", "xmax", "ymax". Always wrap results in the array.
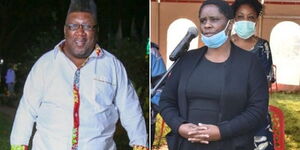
[{"xmin": 54, "ymin": 40, "xmax": 104, "ymax": 60}]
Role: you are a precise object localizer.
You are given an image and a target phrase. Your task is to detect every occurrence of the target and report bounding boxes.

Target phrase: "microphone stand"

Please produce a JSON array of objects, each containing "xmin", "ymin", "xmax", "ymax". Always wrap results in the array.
[
  {"xmin": 151, "ymin": 58, "xmax": 181, "ymax": 97},
  {"xmin": 151, "ymin": 42, "xmax": 190, "ymax": 97}
]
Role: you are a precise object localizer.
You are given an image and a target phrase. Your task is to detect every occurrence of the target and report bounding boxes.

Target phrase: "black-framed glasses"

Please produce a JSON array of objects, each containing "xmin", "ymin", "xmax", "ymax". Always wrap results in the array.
[{"xmin": 65, "ymin": 24, "xmax": 97, "ymax": 31}]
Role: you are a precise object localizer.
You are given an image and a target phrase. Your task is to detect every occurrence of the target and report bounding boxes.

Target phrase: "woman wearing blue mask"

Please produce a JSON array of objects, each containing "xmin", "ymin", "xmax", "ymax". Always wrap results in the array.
[
  {"xmin": 159, "ymin": 0, "xmax": 269, "ymax": 150},
  {"xmin": 231, "ymin": 0, "xmax": 275, "ymax": 150}
]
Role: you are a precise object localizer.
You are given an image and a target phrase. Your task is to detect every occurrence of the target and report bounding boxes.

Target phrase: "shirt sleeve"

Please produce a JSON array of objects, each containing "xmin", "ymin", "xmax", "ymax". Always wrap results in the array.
[
  {"xmin": 10, "ymin": 61, "xmax": 45, "ymax": 146},
  {"xmin": 114, "ymin": 59, "xmax": 148, "ymax": 148},
  {"xmin": 11, "ymin": 145, "xmax": 28, "ymax": 150}
]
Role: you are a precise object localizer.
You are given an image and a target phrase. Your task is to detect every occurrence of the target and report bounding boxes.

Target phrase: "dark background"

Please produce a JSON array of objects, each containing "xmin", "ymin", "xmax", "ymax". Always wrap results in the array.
[{"xmin": 0, "ymin": 0, "xmax": 149, "ymax": 149}]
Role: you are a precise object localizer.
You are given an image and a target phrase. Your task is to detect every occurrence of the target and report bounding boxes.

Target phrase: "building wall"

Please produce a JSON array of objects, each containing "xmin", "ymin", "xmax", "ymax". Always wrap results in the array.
[
  {"xmin": 151, "ymin": 0, "xmax": 300, "ymax": 90},
  {"xmin": 151, "ymin": 2, "xmax": 202, "ymax": 60},
  {"xmin": 151, "ymin": 0, "xmax": 300, "ymax": 59},
  {"xmin": 262, "ymin": 3, "xmax": 300, "ymax": 40}
]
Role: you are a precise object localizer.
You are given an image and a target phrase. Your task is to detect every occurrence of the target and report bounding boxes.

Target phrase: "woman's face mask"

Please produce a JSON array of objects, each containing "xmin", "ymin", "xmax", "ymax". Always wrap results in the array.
[
  {"xmin": 201, "ymin": 20, "xmax": 230, "ymax": 48},
  {"xmin": 234, "ymin": 20, "xmax": 256, "ymax": 39}
]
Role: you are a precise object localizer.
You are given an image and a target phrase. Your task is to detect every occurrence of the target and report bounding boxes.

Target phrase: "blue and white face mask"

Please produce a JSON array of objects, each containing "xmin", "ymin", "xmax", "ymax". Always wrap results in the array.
[
  {"xmin": 201, "ymin": 21, "xmax": 230, "ymax": 48},
  {"xmin": 234, "ymin": 20, "xmax": 256, "ymax": 39}
]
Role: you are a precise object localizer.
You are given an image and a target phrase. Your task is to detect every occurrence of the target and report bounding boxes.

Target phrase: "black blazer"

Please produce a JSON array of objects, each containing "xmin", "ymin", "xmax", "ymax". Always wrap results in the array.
[{"xmin": 159, "ymin": 43, "xmax": 269, "ymax": 150}]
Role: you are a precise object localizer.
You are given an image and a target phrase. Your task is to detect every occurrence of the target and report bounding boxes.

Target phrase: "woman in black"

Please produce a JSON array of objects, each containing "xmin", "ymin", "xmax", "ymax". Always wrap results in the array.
[
  {"xmin": 231, "ymin": 0, "xmax": 274, "ymax": 149},
  {"xmin": 159, "ymin": 0, "xmax": 269, "ymax": 149}
]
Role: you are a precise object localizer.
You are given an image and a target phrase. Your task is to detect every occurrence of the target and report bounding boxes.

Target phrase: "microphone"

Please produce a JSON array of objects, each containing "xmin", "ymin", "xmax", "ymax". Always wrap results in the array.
[{"xmin": 169, "ymin": 27, "xmax": 198, "ymax": 61}]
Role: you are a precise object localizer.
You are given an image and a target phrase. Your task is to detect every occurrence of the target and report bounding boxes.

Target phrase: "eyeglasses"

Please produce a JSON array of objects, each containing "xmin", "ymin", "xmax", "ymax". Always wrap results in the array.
[{"xmin": 65, "ymin": 24, "xmax": 97, "ymax": 31}]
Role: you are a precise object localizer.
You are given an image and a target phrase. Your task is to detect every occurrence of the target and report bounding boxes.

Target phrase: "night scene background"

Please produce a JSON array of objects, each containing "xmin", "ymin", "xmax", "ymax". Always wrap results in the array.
[{"xmin": 0, "ymin": 0, "xmax": 149, "ymax": 149}]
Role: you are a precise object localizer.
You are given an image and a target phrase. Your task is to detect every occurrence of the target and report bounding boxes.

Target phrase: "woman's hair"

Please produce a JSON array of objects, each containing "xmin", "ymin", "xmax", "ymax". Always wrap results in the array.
[
  {"xmin": 199, "ymin": 0, "xmax": 234, "ymax": 19},
  {"xmin": 231, "ymin": 0, "xmax": 263, "ymax": 17}
]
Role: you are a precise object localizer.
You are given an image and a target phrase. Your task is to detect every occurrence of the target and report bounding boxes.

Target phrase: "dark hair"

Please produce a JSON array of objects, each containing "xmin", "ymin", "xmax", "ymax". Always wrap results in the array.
[
  {"xmin": 67, "ymin": 0, "xmax": 97, "ymax": 22},
  {"xmin": 199, "ymin": 0, "xmax": 234, "ymax": 20},
  {"xmin": 151, "ymin": 42, "xmax": 159, "ymax": 50},
  {"xmin": 231, "ymin": 0, "xmax": 263, "ymax": 17}
]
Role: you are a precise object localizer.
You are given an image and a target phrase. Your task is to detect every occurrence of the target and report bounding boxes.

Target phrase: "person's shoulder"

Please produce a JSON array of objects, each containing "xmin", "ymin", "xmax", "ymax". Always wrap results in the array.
[
  {"xmin": 184, "ymin": 46, "xmax": 207, "ymax": 57},
  {"xmin": 100, "ymin": 49, "xmax": 118, "ymax": 60},
  {"xmin": 258, "ymin": 38, "xmax": 271, "ymax": 49},
  {"xmin": 100, "ymin": 49, "xmax": 124, "ymax": 66},
  {"xmin": 173, "ymin": 46, "xmax": 206, "ymax": 67},
  {"xmin": 31, "ymin": 48, "xmax": 58, "ymax": 70},
  {"xmin": 254, "ymin": 37, "xmax": 270, "ymax": 48},
  {"xmin": 38, "ymin": 49, "xmax": 57, "ymax": 63},
  {"xmin": 231, "ymin": 42, "xmax": 257, "ymax": 59},
  {"xmin": 257, "ymin": 37, "xmax": 269, "ymax": 43},
  {"xmin": 37, "ymin": 41, "xmax": 72, "ymax": 64},
  {"xmin": 24, "ymin": 48, "xmax": 57, "ymax": 75}
]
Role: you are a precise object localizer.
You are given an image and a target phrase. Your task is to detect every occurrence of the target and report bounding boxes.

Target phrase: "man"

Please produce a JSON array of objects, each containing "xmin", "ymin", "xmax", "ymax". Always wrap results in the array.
[
  {"xmin": 10, "ymin": 0, "xmax": 148, "ymax": 149},
  {"xmin": 5, "ymin": 64, "xmax": 16, "ymax": 96}
]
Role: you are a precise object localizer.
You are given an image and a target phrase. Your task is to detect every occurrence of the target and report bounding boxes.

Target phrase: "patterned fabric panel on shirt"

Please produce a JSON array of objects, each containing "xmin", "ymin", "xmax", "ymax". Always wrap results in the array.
[
  {"xmin": 71, "ymin": 69, "xmax": 81, "ymax": 150},
  {"xmin": 133, "ymin": 145, "xmax": 149, "ymax": 150},
  {"xmin": 11, "ymin": 145, "xmax": 28, "ymax": 150},
  {"xmin": 71, "ymin": 46, "xmax": 101, "ymax": 150}
]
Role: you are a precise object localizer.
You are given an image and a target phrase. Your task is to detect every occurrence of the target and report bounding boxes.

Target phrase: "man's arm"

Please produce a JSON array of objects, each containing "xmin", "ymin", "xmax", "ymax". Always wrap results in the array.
[
  {"xmin": 114, "ymin": 59, "xmax": 148, "ymax": 149},
  {"xmin": 10, "ymin": 62, "xmax": 44, "ymax": 148}
]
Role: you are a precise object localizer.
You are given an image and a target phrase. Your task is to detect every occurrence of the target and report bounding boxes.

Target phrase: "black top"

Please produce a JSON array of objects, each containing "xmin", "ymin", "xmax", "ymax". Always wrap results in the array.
[
  {"xmin": 187, "ymin": 57, "xmax": 225, "ymax": 124},
  {"xmin": 159, "ymin": 43, "xmax": 269, "ymax": 150},
  {"xmin": 181, "ymin": 57, "xmax": 226, "ymax": 149}
]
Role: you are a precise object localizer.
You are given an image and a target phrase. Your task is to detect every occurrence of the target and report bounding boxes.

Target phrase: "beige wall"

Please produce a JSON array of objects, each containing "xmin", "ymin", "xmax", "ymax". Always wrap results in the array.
[
  {"xmin": 151, "ymin": 2, "xmax": 159, "ymax": 45},
  {"xmin": 262, "ymin": 4, "xmax": 300, "ymax": 40},
  {"xmin": 151, "ymin": 2, "xmax": 202, "ymax": 61}
]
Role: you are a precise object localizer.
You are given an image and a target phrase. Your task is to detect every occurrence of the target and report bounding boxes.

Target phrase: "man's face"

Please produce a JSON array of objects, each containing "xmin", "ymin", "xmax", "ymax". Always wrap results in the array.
[{"xmin": 64, "ymin": 12, "xmax": 97, "ymax": 59}]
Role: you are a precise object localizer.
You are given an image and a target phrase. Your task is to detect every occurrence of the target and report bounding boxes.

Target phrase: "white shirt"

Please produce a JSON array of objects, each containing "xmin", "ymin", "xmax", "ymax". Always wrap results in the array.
[{"xmin": 10, "ymin": 41, "xmax": 148, "ymax": 150}]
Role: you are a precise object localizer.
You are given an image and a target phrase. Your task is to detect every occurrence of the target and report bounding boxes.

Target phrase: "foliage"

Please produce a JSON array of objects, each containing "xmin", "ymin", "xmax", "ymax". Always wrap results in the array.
[
  {"xmin": 269, "ymin": 92, "xmax": 300, "ymax": 150},
  {"xmin": 0, "ymin": 113, "xmax": 12, "ymax": 150},
  {"xmin": 0, "ymin": 0, "xmax": 148, "ymax": 62}
]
